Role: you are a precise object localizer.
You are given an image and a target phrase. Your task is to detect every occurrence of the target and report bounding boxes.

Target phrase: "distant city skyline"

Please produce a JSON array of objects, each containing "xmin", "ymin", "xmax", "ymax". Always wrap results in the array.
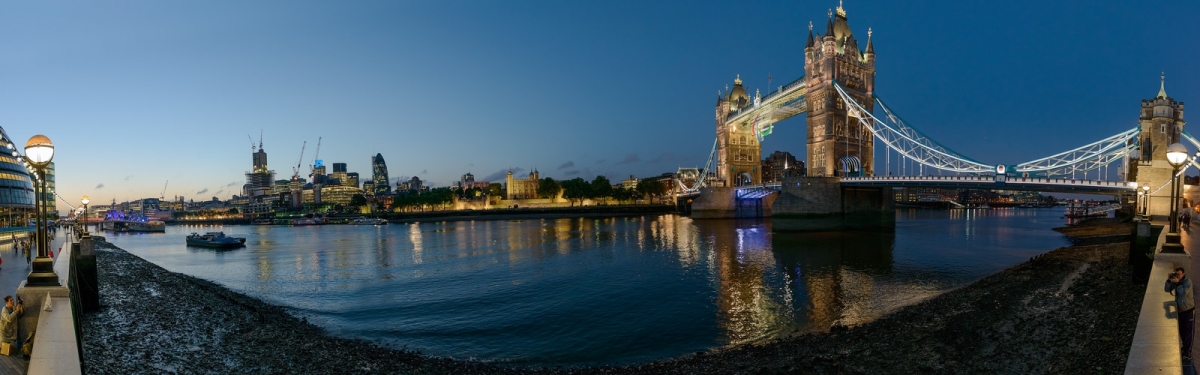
[{"xmin": 0, "ymin": 1, "xmax": 1194, "ymax": 213}]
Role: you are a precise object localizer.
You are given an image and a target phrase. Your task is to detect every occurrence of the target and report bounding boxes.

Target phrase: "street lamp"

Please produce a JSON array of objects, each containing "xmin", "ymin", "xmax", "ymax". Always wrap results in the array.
[
  {"xmin": 81, "ymin": 195, "xmax": 90, "ymax": 237},
  {"xmin": 1142, "ymin": 183, "xmax": 1151, "ymax": 218},
  {"xmin": 1163, "ymin": 143, "xmax": 1189, "ymax": 253},
  {"xmin": 24, "ymin": 134, "xmax": 59, "ymax": 286}
]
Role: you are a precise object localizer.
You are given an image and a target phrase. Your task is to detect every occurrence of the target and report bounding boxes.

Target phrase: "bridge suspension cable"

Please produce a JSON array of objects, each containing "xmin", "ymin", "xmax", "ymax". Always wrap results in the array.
[
  {"xmin": 834, "ymin": 83, "xmax": 993, "ymax": 174},
  {"xmin": 836, "ymin": 81, "xmax": 1141, "ymax": 179},
  {"xmin": 1011, "ymin": 127, "xmax": 1139, "ymax": 178}
]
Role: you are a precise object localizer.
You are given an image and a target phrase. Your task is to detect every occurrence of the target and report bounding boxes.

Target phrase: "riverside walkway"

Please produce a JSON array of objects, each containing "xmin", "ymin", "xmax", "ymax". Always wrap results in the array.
[
  {"xmin": 0, "ymin": 229, "xmax": 67, "ymax": 375},
  {"xmin": 1128, "ymin": 218, "xmax": 1200, "ymax": 375}
]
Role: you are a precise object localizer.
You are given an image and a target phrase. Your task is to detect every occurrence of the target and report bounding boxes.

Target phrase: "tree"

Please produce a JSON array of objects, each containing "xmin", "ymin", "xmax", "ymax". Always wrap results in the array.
[
  {"xmin": 611, "ymin": 187, "xmax": 634, "ymax": 204},
  {"xmin": 561, "ymin": 178, "xmax": 591, "ymax": 206},
  {"xmin": 637, "ymin": 178, "xmax": 667, "ymax": 204},
  {"xmin": 590, "ymin": 175, "xmax": 613, "ymax": 205},
  {"xmin": 487, "ymin": 183, "xmax": 504, "ymax": 198},
  {"xmin": 537, "ymin": 177, "xmax": 561, "ymax": 199},
  {"xmin": 349, "ymin": 194, "xmax": 367, "ymax": 207}
]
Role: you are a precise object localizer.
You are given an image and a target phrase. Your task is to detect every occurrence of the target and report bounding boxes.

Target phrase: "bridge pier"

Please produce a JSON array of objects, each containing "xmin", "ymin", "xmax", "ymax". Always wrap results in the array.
[
  {"xmin": 690, "ymin": 187, "xmax": 780, "ymax": 219},
  {"xmin": 689, "ymin": 177, "xmax": 895, "ymax": 231},
  {"xmin": 772, "ymin": 177, "xmax": 895, "ymax": 231}
]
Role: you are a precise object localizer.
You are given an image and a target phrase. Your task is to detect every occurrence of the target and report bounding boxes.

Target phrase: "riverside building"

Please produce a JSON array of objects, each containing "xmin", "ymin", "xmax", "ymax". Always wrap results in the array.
[
  {"xmin": 0, "ymin": 127, "xmax": 36, "ymax": 229},
  {"xmin": 371, "ymin": 153, "xmax": 390, "ymax": 195}
]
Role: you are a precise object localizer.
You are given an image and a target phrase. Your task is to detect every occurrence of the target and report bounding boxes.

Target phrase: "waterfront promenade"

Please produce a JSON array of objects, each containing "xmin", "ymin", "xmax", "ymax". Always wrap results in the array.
[{"xmin": 0, "ymin": 229, "xmax": 66, "ymax": 375}]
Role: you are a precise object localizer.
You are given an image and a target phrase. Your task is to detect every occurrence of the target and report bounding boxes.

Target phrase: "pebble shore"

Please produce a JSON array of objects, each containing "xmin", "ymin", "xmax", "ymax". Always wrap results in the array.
[{"xmin": 82, "ymin": 225, "xmax": 1142, "ymax": 374}]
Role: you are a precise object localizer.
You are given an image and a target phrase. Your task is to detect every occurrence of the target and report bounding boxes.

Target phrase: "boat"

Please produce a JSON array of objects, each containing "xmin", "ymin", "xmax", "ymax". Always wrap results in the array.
[
  {"xmin": 127, "ymin": 220, "xmax": 166, "ymax": 232},
  {"xmin": 100, "ymin": 206, "xmax": 166, "ymax": 232},
  {"xmin": 252, "ymin": 219, "xmax": 273, "ymax": 225},
  {"xmin": 348, "ymin": 217, "xmax": 388, "ymax": 225},
  {"xmin": 292, "ymin": 218, "xmax": 322, "ymax": 226},
  {"xmin": 186, "ymin": 232, "xmax": 247, "ymax": 249}
]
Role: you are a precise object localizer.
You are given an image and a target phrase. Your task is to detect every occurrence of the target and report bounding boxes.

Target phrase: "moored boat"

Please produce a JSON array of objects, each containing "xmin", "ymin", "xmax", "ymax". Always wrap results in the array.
[
  {"xmin": 186, "ymin": 232, "xmax": 247, "ymax": 249},
  {"xmin": 128, "ymin": 220, "xmax": 166, "ymax": 232},
  {"xmin": 348, "ymin": 217, "xmax": 388, "ymax": 225}
]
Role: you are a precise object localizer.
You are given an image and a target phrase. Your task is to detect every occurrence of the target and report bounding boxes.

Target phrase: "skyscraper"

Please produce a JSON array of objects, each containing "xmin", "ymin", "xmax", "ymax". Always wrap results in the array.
[
  {"xmin": 244, "ymin": 141, "xmax": 276, "ymax": 199},
  {"xmin": 328, "ymin": 162, "xmax": 348, "ymax": 186},
  {"xmin": 371, "ymin": 153, "xmax": 390, "ymax": 195}
]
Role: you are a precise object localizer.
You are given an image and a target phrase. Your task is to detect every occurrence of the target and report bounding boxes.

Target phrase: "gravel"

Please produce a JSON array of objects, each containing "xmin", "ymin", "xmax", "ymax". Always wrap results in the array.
[{"xmin": 82, "ymin": 226, "xmax": 1143, "ymax": 375}]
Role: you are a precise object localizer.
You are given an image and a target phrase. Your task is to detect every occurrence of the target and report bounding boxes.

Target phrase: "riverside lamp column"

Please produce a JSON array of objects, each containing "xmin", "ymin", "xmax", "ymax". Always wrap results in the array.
[
  {"xmin": 24, "ymin": 135, "xmax": 60, "ymax": 286},
  {"xmin": 1162, "ymin": 143, "xmax": 1189, "ymax": 253},
  {"xmin": 1142, "ymin": 184, "xmax": 1151, "ymax": 218},
  {"xmin": 81, "ymin": 195, "xmax": 90, "ymax": 237},
  {"xmin": 1137, "ymin": 189, "xmax": 1145, "ymax": 220}
]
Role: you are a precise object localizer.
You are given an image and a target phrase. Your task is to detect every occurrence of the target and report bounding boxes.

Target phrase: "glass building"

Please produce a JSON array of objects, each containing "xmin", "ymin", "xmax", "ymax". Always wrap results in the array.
[
  {"xmin": 0, "ymin": 127, "xmax": 37, "ymax": 232},
  {"xmin": 372, "ymin": 153, "xmax": 390, "ymax": 195}
]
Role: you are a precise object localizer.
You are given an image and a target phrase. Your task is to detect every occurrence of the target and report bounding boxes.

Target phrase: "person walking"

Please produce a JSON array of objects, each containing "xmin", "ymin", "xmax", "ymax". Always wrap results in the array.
[{"xmin": 1167, "ymin": 267, "xmax": 1196, "ymax": 360}]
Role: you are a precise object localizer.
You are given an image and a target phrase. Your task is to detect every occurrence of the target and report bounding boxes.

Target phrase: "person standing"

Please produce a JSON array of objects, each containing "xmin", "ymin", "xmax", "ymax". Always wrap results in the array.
[
  {"xmin": 1167, "ymin": 267, "xmax": 1196, "ymax": 360},
  {"xmin": 0, "ymin": 296, "xmax": 23, "ymax": 347}
]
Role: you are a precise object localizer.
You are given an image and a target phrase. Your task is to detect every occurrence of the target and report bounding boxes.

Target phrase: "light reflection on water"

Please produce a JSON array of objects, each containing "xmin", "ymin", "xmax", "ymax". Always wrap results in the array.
[{"xmin": 107, "ymin": 208, "xmax": 1067, "ymax": 365}]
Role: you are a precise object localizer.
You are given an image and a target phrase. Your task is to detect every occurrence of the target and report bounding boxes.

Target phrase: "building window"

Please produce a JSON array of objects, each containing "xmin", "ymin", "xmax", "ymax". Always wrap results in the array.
[{"xmin": 1162, "ymin": 124, "xmax": 1167, "ymax": 133}]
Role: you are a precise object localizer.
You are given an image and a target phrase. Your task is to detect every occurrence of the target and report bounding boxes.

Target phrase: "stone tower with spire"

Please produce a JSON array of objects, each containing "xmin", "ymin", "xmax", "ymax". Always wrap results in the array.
[
  {"xmin": 712, "ymin": 74, "xmax": 760, "ymax": 186},
  {"xmin": 804, "ymin": 2, "xmax": 876, "ymax": 177},
  {"xmin": 1133, "ymin": 73, "xmax": 1187, "ymax": 218}
]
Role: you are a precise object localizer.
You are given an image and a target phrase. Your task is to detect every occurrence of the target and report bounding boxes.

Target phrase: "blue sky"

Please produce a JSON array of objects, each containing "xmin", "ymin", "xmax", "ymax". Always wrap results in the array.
[{"xmin": 0, "ymin": 1, "xmax": 1195, "ymax": 212}]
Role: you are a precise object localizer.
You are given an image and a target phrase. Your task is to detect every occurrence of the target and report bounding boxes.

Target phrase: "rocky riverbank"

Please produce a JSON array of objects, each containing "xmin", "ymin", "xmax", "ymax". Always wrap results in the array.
[{"xmin": 82, "ymin": 226, "xmax": 1143, "ymax": 374}]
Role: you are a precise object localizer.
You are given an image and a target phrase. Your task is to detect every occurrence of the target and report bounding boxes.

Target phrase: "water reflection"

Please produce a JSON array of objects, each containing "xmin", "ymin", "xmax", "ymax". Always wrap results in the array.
[{"xmin": 107, "ymin": 210, "xmax": 1067, "ymax": 365}]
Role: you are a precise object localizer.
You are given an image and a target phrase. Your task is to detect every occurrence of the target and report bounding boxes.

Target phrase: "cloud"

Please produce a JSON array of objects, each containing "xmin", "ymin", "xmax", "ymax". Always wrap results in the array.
[
  {"xmin": 196, "ymin": 188, "xmax": 209, "ymax": 195},
  {"xmin": 214, "ymin": 190, "xmax": 224, "ymax": 196},
  {"xmin": 651, "ymin": 152, "xmax": 691, "ymax": 164},
  {"xmin": 482, "ymin": 167, "xmax": 524, "ymax": 182},
  {"xmin": 558, "ymin": 161, "xmax": 574, "ymax": 169},
  {"xmin": 94, "ymin": 183, "xmax": 104, "ymax": 189},
  {"xmin": 617, "ymin": 153, "xmax": 640, "ymax": 164},
  {"xmin": 124, "ymin": 175, "xmax": 133, "ymax": 181},
  {"xmin": 226, "ymin": 181, "xmax": 238, "ymax": 187}
]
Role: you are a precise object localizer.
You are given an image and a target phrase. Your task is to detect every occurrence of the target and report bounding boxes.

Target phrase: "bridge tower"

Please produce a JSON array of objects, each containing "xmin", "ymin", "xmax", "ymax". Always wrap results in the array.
[
  {"xmin": 804, "ymin": 4, "xmax": 875, "ymax": 177},
  {"xmin": 1133, "ymin": 73, "xmax": 1187, "ymax": 218},
  {"xmin": 714, "ymin": 76, "xmax": 761, "ymax": 186}
]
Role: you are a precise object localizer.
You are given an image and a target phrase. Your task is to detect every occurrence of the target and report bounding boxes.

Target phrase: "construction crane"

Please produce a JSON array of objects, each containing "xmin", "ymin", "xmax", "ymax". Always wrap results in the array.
[
  {"xmin": 161, "ymin": 180, "xmax": 168, "ymax": 200},
  {"xmin": 247, "ymin": 135, "xmax": 256, "ymax": 151},
  {"xmin": 292, "ymin": 141, "xmax": 307, "ymax": 181},
  {"xmin": 309, "ymin": 137, "xmax": 322, "ymax": 180}
]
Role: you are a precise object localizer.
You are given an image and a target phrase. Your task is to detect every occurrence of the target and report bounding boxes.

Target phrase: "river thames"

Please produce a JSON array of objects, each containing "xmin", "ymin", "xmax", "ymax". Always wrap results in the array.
[{"xmin": 105, "ymin": 208, "xmax": 1069, "ymax": 366}]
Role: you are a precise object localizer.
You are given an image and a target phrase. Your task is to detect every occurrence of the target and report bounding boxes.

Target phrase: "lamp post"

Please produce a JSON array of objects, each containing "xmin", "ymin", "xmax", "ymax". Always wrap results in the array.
[
  {"xmin": 24, "ymin": 134, "xmax": 59, "ymax": 286},
  {"xmin": 1163, "ymin": 143, "xmax": 1189, "ymax": 253},
  {"xmin": 1143, "ymin": 184, "xmax": 1151, "ymax": 218},
  {"xmin": 81, "ymin": 195, "xmax": 90, "ymax": 237}
]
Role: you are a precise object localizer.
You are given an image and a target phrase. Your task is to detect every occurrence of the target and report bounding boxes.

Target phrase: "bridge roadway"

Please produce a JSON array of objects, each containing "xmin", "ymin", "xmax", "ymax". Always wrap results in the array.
[{"xmin": 724, "ymin": 175, "xmax": 1136, "ymax": 196}]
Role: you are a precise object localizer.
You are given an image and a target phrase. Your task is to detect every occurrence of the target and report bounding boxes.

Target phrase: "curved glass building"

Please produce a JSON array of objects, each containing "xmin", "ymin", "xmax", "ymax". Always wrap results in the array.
[{"xmin": 0, "ymin": 127, "xmax": 37, "ymax": 231}]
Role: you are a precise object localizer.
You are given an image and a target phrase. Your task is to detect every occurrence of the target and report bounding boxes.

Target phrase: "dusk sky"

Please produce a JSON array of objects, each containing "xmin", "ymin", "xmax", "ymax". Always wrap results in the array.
[{"xmin": 0, "ymin": 1, "xmax": 1196, "ymax": 213}]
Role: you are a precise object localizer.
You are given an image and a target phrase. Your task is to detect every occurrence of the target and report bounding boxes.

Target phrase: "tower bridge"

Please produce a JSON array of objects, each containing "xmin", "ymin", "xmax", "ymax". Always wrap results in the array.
[{"xmin": 684, "ymin": 2, "xmax": 1187, "ymax": 225}]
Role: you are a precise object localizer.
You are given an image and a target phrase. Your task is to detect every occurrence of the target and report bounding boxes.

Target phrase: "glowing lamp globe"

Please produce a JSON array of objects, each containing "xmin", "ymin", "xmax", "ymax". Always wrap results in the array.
[
  {"xmin": 23, "ymin": 135, "xmax": 54, "ymax": 168},
  {"xmin": 1167, "ymin": 143, "xmax": 1189, "ymax": 167},
  {"xmin": 81, "ymin": 195, "xmax": 90, "ymax": 206}
]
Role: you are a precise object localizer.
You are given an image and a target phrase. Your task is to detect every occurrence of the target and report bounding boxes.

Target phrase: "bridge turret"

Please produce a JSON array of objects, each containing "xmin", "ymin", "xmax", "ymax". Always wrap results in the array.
[
  {"xmin": 805, "ymin": 1, "xmax": 876, "ymax": 178},
  {"xmin": 1134, "ymin": 72, "xmax": 1187, "ymax": 219}
]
